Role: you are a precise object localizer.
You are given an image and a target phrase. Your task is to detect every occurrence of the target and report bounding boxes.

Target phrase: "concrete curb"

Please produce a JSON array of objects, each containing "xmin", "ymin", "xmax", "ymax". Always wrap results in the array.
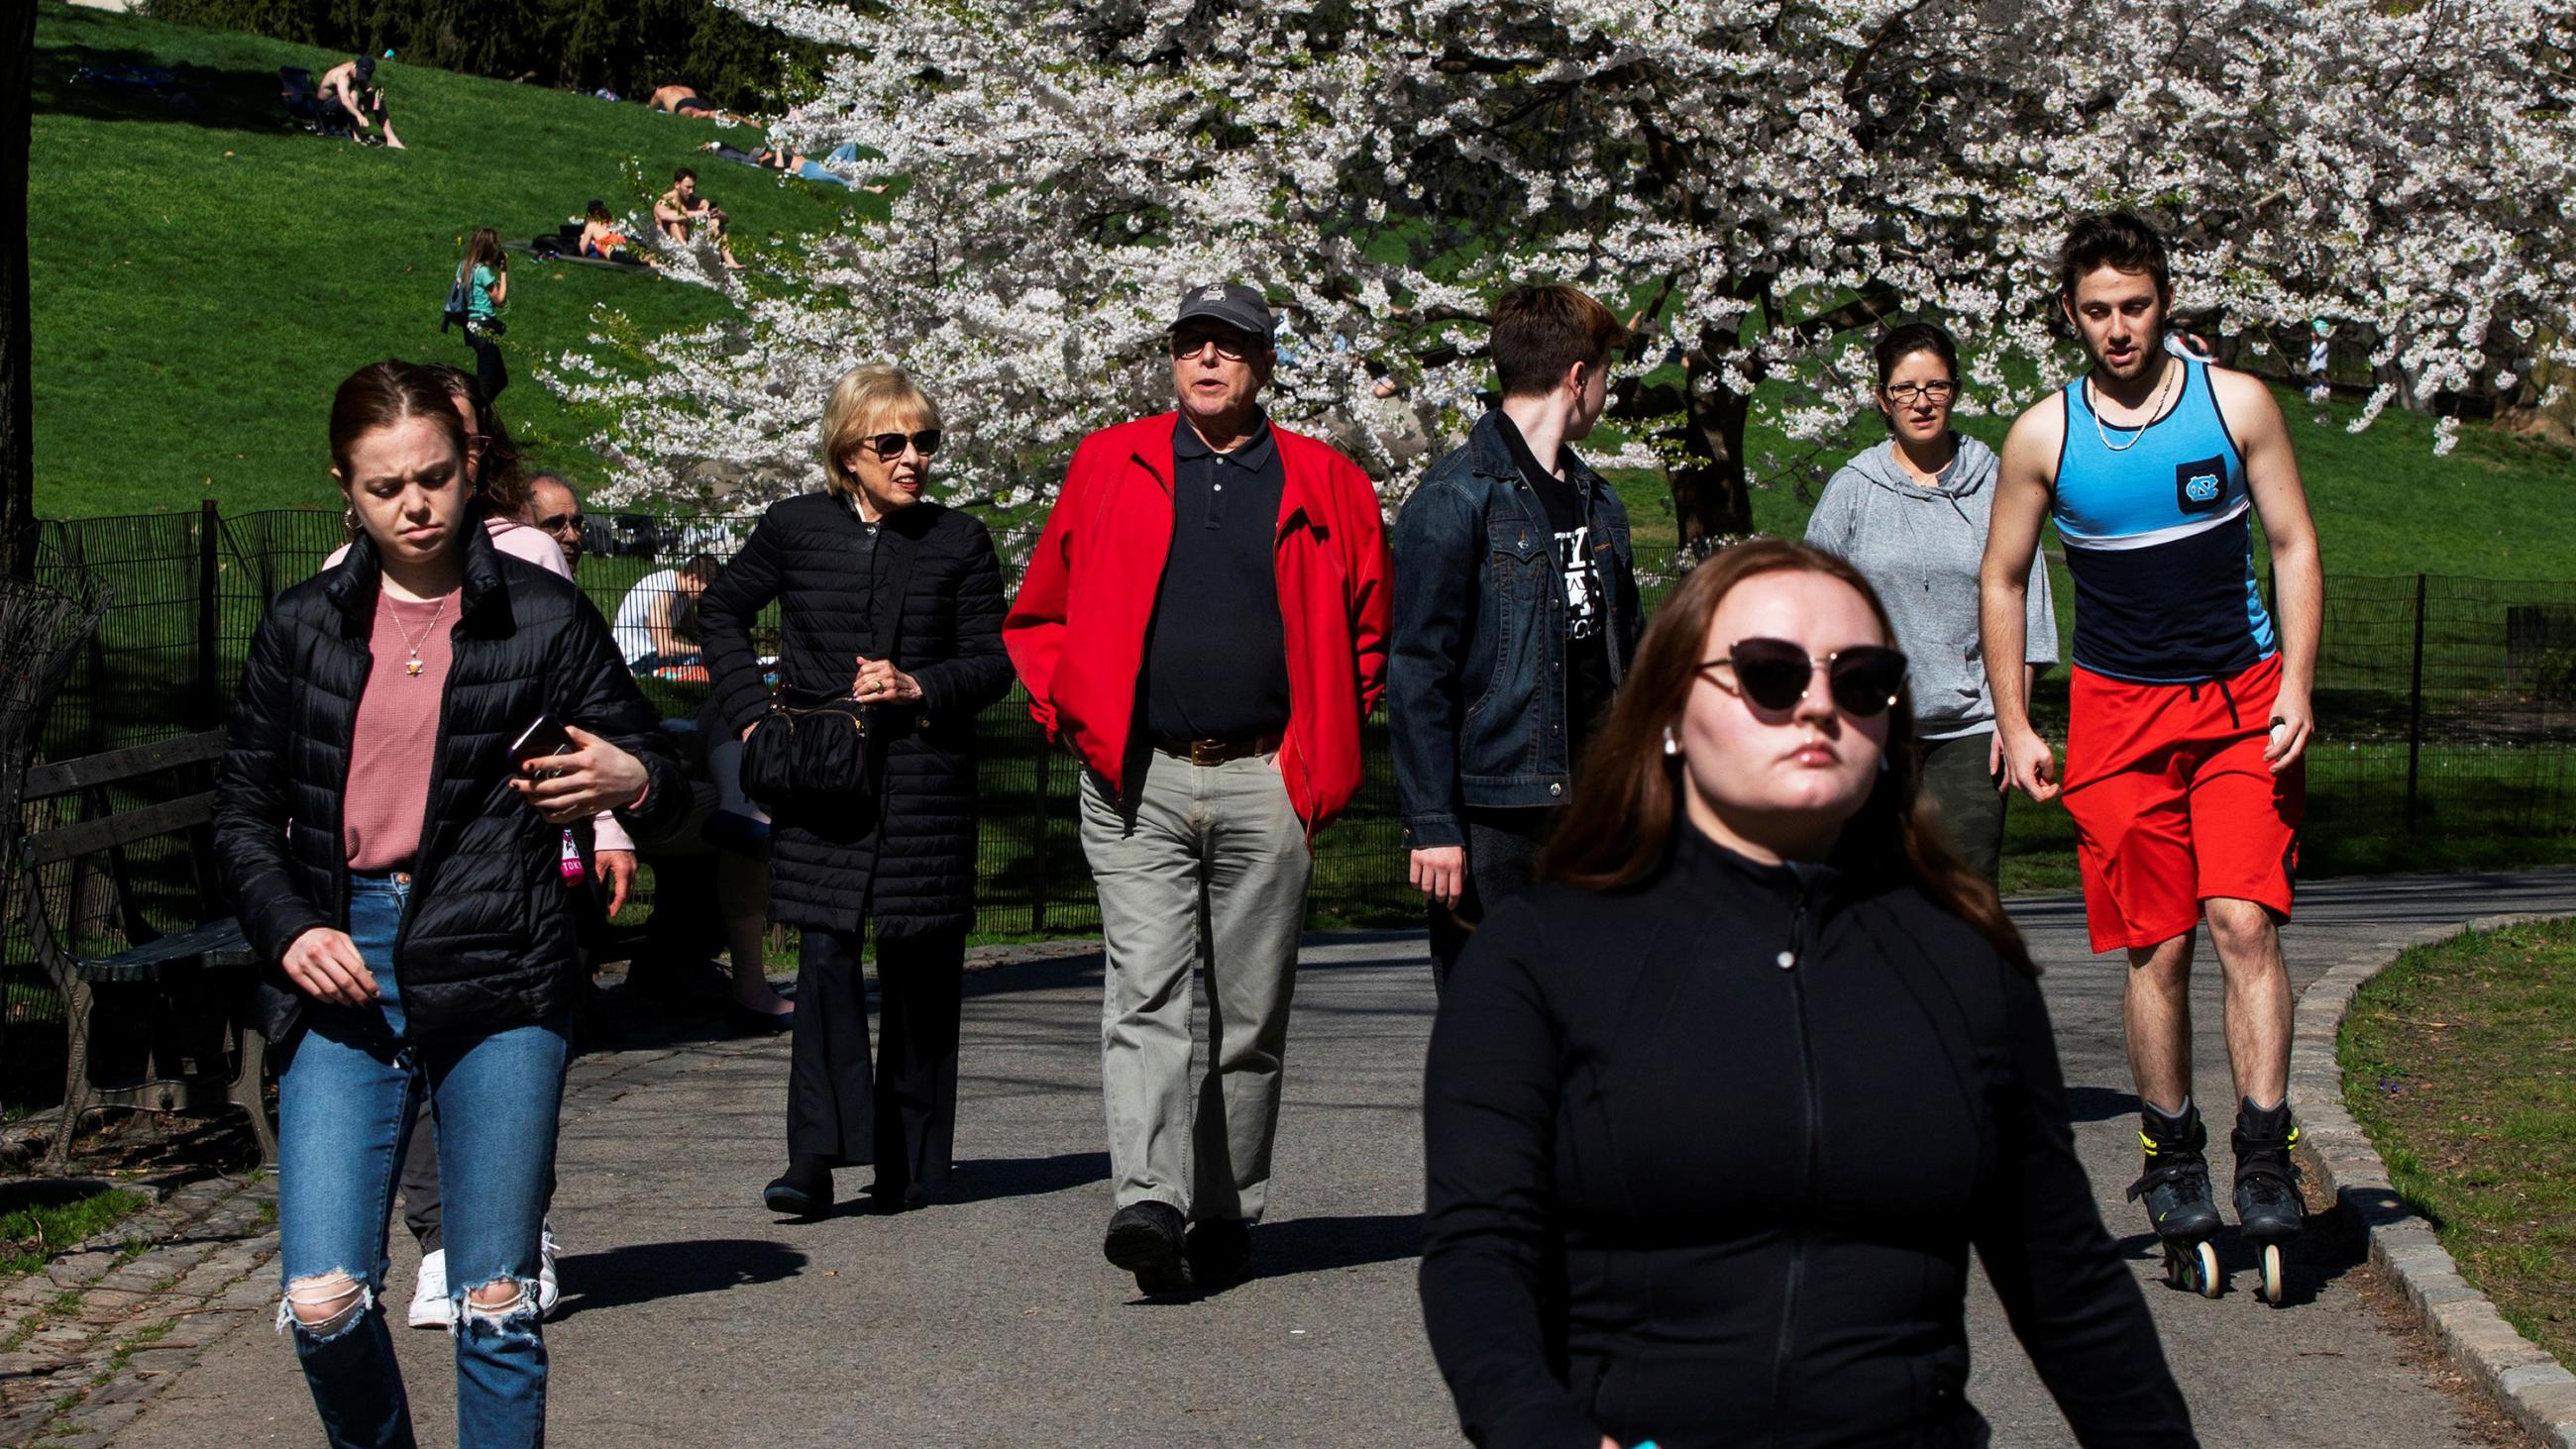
[{"xmin": 2291, "ymin": 912, "xmax": 2576, "ymax": 1449}]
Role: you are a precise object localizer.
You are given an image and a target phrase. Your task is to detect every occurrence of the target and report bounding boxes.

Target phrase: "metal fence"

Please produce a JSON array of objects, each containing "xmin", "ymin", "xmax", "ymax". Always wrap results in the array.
[{"xmin": 7, "ymin": 505, "xmax": 2573, "ymax": 1060}]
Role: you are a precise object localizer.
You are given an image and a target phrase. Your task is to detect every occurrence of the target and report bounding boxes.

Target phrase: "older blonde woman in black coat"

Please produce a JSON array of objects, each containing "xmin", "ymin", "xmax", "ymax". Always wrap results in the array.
[{"xmin": 697, "ymin": 364, "xmax": 1016, "ymax": 1218}]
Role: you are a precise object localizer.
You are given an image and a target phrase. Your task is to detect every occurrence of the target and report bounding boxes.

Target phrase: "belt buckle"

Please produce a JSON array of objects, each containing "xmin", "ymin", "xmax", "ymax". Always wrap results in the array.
[{"xmin": 1187, "ymin": 739, "xmax": 1228, "ymax": 768}]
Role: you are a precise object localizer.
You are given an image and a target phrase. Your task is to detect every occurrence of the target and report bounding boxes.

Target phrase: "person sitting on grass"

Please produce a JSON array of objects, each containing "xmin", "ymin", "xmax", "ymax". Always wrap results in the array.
[
  {"xmin": 317, "ymin": 54, "xmax": 403, "ymax": 150},
  {"xmin": 653, "ymin": 168, "xmax": 743, "ymax": 270},
  {"xmin": 578, "ymin": 200, "xmax": 648, "ymax": 265}
]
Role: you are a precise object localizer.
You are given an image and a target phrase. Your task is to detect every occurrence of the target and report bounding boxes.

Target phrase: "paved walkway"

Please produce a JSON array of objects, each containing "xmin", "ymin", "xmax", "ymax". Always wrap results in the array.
[{"xmin": 74, "ymin": 871, "xmax": 2576, "ymax": 1446}]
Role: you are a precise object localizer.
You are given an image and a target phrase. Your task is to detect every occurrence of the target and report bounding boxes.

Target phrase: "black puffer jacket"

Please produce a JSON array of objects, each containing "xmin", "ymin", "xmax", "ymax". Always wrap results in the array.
[
  {"xmin": 1421, "ymin": 825, "xmax": 2195, "ymax": 1449},
  {"xmin": 215, "ymin": 525, "xmax": 687, "ymax": 1044},
  {"xmin": 697, "ymin": 493, "xmax": 1015, "ymax": 935}
]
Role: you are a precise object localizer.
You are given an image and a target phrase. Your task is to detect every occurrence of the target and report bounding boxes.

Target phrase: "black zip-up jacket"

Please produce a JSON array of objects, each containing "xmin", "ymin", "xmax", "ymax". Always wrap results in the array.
[
  {"xmin": 1420, "ymin": 825, "xmax": 2195, "ymax": 1449},
  {"xmin": 696, "ymin": 493, "xmax": 1015, "ymax": 936},
  {"xmin": 214, "ymin": 523, "xmax": 687, "ymax": 1045}
]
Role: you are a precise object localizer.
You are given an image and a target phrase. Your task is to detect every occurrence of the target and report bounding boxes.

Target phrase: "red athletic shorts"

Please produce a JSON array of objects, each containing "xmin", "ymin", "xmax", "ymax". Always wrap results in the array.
[{"xmin": 2061, "ymin": 653, "xmax": 2304, "ymax": 953}]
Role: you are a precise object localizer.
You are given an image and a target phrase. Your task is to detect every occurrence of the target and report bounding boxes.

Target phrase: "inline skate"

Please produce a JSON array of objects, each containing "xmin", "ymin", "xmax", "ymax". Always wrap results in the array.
[
  {"xmin": 2232, "ymin": 1098, "xmax": 2304, "ymax": 1305},
  {"xmin": 2126, "ymin": 1099, "xmax": 2224, "ymax": 1296}
]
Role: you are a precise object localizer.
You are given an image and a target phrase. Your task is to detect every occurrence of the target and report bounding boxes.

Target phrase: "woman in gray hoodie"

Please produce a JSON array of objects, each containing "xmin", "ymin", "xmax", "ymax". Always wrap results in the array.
[{"xmin": 1806, "ymin": 322, "xmax": 2056, "ymax": 880}]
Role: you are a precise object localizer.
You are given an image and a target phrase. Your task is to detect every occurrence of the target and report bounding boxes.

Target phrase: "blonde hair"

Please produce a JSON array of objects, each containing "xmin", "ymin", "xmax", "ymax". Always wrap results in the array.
[{"xmin": 819, "ymin": 364, "xmax": 941, "ymax": 497}]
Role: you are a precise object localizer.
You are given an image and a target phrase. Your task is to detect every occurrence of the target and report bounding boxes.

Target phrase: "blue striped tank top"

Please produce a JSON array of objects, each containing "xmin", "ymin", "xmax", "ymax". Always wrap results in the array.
[{"xmin": 2050, "ymin": 359, "xmax": 2277, "ymax": 682}]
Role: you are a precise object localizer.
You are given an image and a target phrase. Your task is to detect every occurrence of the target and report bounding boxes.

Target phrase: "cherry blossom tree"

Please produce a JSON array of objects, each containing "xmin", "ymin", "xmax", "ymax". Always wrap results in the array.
[{"xmin": 553, "ymin": 0, "xmax": 2576, "ymax": 552}]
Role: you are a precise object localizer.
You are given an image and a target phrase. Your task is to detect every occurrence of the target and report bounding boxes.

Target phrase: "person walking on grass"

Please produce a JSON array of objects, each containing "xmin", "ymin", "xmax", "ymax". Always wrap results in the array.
[
  {"xmin": 1804, "ymin": 320, "xmax": 2056, "ymax": 883},
  {"xmin": 1982, "ymin": 210, "xmax": 2324, "ymax": 1301},
  {"xmin": 218, "ymin": 361, "xmax": 683, "ymax": 1448},
  {"xmin": 459, "ymin": 229, "xmax": 509, "ymax": 403},
  {"xmin": 1390, "ymin": 282, "xmax": 1641, "ymax": 989},
  {"xmin": 1006, "ymin": 281, "xmax": 1390, "ymax": 1296}
]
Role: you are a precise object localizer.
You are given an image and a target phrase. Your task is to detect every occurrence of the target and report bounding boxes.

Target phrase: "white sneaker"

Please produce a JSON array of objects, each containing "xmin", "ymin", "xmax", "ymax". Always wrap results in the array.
[
  {"xmin": 408, "ymin": 1248, "xmax": 455, "ymax": 1329},
  {"xmin": 537, "ymin": 1222, "xmax": 561, "ymax": 1318}
]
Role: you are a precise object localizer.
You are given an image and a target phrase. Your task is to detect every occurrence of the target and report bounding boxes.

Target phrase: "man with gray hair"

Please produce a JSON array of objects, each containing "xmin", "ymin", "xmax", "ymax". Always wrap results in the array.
[{"xmin": 1007, "ymin": 282, "xmax": 1390, "ymax": 1295}]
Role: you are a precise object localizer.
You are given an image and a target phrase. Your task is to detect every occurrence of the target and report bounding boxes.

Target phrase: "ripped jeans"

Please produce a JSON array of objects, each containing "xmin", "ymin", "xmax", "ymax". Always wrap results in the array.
[{"xmin": 276, "ymin": 873, "xmax": 567, "ymax": 1449}]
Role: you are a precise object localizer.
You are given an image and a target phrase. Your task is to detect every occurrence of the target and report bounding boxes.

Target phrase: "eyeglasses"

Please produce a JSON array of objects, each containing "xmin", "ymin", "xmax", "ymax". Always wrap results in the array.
[
  {"xmin": 533, "ymin": 510, "xmax": 584, "ymax": 535},
  {"xmin": 1168, "ymin": 330, "xmax": 1259, "ymax": 362},
  {"xmin": 860, "ymin": 430, "xmax": 942, "ymax": 461},
  {"xmin": 1882, "ymin": 380, "xmax": 1956, "ymax": 405},
  {"xmin": 1697, "ymin": 639, "xmax": 1908, "ymax": 717}
]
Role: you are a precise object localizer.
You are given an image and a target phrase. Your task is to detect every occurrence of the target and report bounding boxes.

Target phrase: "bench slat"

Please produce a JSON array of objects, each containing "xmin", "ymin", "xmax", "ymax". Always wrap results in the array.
[
  {"xmin": 24, "ymin": 733, "xmax": 226, "ymax": 801},
  {"xmin": 24, "ymin": 792, "xmax": 218, "ymax": 867},
  {"xmin": 76, "ymin": 919, "xmax": 253, "ymax": 983}
]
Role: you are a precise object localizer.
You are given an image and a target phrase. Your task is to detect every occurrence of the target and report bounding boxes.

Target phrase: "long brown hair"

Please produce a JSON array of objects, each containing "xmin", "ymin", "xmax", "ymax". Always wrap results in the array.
[
  {"xmin": 328, "ymin": 361, "xmax": 466, "ymax": 483},
  {"xmin": 1545, "ymin": 538, "xmax": 2036, "ymax": 976},
  {"xmin": 417, "ymin": 362, "xmax": 527, "ymax": 517}
]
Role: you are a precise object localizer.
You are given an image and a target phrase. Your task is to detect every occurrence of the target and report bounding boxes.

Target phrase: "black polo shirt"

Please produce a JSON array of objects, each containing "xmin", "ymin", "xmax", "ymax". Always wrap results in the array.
[{"xmin": 1140, "ymin": 413, "xmax": 1292, "ymax": 742}]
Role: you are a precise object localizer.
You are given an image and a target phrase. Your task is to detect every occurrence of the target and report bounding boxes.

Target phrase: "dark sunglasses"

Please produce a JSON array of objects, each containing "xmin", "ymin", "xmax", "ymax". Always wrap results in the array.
[
  {"xmin": 1697, "ymin": 639, "xmax": 1908, "ymax": 717},
  {"xmin": 533, "ymin": 510, "xmax": 585, "ymax": 534},
  {"xmin": 861, "ymin": 430, "xmax": 942, "ymax": 461},
  {"xmin": 1167, "ymin": 329, "xmax": 1259, "ymax": 362}
]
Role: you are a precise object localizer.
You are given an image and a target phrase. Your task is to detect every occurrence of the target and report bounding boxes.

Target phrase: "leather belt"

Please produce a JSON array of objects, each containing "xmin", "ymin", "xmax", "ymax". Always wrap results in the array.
[{"xmin": 1154, "ymin": 733, "xmax": 1283, "ymax": 767}]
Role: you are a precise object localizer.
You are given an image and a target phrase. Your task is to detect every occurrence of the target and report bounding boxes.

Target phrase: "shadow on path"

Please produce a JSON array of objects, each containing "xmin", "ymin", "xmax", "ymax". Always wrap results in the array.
[
  {"xmin": 551, "ymin": 1238, "xmax": 807, "ymax": 1320},
  {"xmin": 2063, "ymin": 1085, "xmax": 2141, "ymax": 1123},
  {"xmin": 1255, "ymin": 1212, "xmax": 1423, "ymax": 1279},
  {"xmin": 937, "ymin": 1152, "xmax": 1110, "ymax": 1204}
]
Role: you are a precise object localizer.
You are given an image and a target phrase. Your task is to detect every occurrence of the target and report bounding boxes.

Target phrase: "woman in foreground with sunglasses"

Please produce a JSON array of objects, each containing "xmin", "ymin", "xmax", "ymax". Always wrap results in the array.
[
  {"xmin": 1804, "ymin": 321, "xmax": 2056, "ymax": 882},
  {"xmin": 1419, "ymin": 539, "xmax": 2193, "ymax": 1449},
  {"xmin": 697, "ymin": 363, "xmax": 1015, "ymax": 1218}
]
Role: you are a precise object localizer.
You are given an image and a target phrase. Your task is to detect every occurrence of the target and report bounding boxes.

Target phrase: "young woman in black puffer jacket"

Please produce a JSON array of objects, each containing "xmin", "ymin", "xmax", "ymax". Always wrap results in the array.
[
  {"xmin": 214, "ymin": 361, "xmax": 684, "ymax": 1449},
  {"xmin": 695, "ymin": 363, "xmax": 1017, "ymax": 1219},
  {"xmin": 1420, "ymin": 539, "xmax": 2196, "ymax": 1449}
]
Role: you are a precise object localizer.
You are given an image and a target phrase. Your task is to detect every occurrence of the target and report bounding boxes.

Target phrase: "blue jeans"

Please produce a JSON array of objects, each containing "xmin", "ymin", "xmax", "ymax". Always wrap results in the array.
[{"xmin": 276, "ymin": 873, "xmax": 568, "ymax": 1449}]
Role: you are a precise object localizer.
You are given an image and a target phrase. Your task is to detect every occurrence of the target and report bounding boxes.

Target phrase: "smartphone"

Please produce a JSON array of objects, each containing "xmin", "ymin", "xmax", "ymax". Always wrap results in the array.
[{"xmin": 510, "ymin": 713, "xmax": 576, "ymax": 775}]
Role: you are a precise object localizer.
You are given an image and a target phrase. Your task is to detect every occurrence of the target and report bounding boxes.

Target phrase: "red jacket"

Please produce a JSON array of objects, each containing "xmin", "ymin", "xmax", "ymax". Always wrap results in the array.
[{"xmin": 1005, "ymin": 413, "xmax": 1390, "ymax": 836}]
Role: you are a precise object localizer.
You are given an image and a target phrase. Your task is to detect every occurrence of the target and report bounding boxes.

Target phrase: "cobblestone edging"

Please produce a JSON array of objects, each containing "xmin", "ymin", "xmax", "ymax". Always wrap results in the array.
[
  {"xmin": 2291, "ymin": 912, "xmax": 2576, "ymax": 1449},
  {"xmin": 0, "ymin": 1173, "xmax": 279, "ymax": 1446}
]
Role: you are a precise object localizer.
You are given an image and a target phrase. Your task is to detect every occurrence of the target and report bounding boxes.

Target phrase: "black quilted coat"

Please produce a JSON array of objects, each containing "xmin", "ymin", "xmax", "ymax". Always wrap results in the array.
[
  {"xmin": 697, "ymin": 493, "xmax": 1015, "ymax": 936},
  {"xmin": 214, "ymin": 524, "xmax": 687, "ymax": 1045}
]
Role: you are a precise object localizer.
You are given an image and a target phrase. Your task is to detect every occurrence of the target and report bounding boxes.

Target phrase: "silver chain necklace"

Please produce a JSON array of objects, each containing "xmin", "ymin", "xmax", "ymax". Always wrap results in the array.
[
  {"xmin": 2088, "ymin": 359, "xmax": 2178, "ymax": 454},
  {"xmin": 388, "ymin": 591, "xmax": 453, "ymax": 678}
]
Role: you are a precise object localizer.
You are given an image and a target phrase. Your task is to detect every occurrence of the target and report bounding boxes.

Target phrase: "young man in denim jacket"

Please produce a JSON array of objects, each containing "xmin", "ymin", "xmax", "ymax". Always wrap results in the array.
[{"xmin": 1390, "ymin": 284, "xmax": 1642, "ymax": 985}]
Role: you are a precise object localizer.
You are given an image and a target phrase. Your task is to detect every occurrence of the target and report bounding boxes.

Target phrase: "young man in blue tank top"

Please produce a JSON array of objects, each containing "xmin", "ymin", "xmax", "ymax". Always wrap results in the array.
[{"xmin": 1980, "ymin": 212, "xmax": 2325, "ymax": 1298}]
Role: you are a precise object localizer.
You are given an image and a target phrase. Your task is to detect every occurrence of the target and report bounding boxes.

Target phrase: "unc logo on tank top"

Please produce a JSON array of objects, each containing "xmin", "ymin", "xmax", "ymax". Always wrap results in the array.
[
  {"xmin": 2051, "ymin": 360, "xmax": 2278, "ymax": 683},
  {"xmin": 2176, "ymin": 458, "xmax": 2224, "ymax": 514}
]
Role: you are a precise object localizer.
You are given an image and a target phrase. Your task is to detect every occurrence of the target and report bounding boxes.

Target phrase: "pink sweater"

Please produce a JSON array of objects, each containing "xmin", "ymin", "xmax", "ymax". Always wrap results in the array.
[
  {"xmin": 327, "ymin": 518, "xmax": 637, "ymax": 854},
  {"xmin": 343, "ymin": 592, "xmax": 456, "ymax": 871}
]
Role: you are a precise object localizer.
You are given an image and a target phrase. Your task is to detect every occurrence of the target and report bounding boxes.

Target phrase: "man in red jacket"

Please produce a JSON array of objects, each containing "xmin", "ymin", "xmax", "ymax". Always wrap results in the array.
[{"xmin": 1006, "ymin": 281, "xmax": 1390, "ymax": 1295}]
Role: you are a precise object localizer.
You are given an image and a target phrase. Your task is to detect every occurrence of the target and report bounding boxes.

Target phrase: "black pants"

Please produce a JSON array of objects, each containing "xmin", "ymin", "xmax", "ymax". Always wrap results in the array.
[
  {"xmin": 789, "ymin": 925, "xmax": 966, "ymax": 1194},
  {"xmin": 1427, "ymin": 806, "xmax": 1556, "ymax": 990},
  {"xmin": 465, "ymin": 325, "xmax": 507, "ymax": 402}
]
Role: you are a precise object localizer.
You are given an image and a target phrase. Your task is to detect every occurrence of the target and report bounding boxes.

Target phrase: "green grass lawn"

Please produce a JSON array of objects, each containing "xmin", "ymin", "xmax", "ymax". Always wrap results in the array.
[
  {"xmin": 0, "ymin": 1187, "xmax": 146, "ymax": 1281},
  {"xmin": 2340, "ymin": 918, "xmax": 2576, "ymax": 1369},
  {"xmin": 29, "ymin": 0, "xmax": 867, "ymax": 517}
]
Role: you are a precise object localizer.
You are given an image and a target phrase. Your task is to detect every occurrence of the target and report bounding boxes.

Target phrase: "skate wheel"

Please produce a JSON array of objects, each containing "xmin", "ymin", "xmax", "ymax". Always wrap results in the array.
[
  {"xmin": 2194, "ymin": 1239, "xmax": 2223, "ymax": 1297},
  {"xmin": 2259, "ymin": 1242, "xmax": 2285, "ymax": 1304}
]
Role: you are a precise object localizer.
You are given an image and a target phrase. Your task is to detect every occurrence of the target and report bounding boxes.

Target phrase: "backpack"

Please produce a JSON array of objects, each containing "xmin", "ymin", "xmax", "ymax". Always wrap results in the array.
[{"xmin": 441, "ymin": 262, "xmax": 468, "ymax": 333}]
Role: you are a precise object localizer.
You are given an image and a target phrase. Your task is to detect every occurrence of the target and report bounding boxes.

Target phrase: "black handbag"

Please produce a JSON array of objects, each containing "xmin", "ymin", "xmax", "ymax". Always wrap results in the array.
[{"xmin": 739, "ymin": 687, "xmax": 871, "ymax": 808}]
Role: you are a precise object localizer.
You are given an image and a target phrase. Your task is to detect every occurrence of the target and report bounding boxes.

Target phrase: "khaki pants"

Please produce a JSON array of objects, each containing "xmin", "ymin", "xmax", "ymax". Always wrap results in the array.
[{"xmin": 1080, "ymin": 751, "xmax": 1312, "ymax": 1223}]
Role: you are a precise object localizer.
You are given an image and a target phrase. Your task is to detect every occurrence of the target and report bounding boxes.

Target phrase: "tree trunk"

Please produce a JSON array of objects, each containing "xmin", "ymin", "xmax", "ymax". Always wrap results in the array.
[
  {"xmin": 1665, "ymin": 379, "xmax": 1755, "ymax": 549},
  {"xmin": 1, "ymin": 0, "xmax": 37, "ymax": 577}
]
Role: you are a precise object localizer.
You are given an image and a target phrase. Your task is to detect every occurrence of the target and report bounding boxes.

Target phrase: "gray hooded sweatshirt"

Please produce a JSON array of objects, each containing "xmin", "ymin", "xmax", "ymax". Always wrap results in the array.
[{"xmin": 1803, "ymin": 434, "xmax": 2055, "ymax": 739}]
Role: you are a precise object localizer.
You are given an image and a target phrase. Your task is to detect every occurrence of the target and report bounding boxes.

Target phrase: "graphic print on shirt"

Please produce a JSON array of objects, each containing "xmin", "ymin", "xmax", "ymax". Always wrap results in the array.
[{"xmin": 1555, "ymin": 523, "xmax": 1604, "ymax": 641}]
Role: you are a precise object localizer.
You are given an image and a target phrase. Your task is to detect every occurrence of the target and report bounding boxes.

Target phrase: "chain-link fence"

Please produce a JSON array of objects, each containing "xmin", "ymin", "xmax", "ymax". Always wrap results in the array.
[{"xmin": 6, "ymin": 505, "xmax": 2571, "ymax": 1094}]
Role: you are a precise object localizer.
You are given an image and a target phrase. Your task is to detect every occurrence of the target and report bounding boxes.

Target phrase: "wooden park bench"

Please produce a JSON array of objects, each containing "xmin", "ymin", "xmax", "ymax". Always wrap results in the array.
[{"xmin": 21, "ymin": 730, "xmax": 274, "ymax": 1170}]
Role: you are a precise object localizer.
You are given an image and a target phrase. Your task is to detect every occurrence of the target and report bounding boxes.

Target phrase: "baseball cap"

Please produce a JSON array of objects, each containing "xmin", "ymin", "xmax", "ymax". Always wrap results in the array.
[{"xmin": 1171, "ymin": 282, "xmax": 1274, "ymax": 341}]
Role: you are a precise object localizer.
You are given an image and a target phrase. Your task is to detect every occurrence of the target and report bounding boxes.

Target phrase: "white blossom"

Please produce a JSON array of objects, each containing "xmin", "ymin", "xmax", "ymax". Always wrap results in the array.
[{"xmin": 553, "ymin": 0, "xmax": 2576, "ymax": 549}]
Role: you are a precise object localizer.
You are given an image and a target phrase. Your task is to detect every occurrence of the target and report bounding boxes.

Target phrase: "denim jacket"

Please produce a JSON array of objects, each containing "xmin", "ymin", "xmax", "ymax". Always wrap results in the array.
[{"xmin": 1389, "ymin": 410, "xmax": 1641, "ymax": 850}]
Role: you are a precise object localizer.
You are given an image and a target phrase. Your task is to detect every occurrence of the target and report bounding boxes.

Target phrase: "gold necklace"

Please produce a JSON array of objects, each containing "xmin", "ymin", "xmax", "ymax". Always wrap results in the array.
[{"xmin": 388, "ymin": 591, "xmax": 453, "ymax": 678}]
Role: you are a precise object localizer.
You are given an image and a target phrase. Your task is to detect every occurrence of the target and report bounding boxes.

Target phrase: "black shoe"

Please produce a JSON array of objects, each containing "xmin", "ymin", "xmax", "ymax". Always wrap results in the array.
[
  {"xmin": 727, "ymin": 1002, "xmax": 795, "ymax": 1037},
  {"xmin": 869, "ymin": 1181, "xmax": 927, "ymax": 1214},
  {"xmin": 763, "ymin": 1156, "xmax": 833, "ymax": 1218},
  {"xmin": 1103, "ymin": 1201, "xmax": 1192, "ymax": 1295},
  {"xmin": 1185, "ymin": 1217, "xmax": 1252, "ymax": 1292}
]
